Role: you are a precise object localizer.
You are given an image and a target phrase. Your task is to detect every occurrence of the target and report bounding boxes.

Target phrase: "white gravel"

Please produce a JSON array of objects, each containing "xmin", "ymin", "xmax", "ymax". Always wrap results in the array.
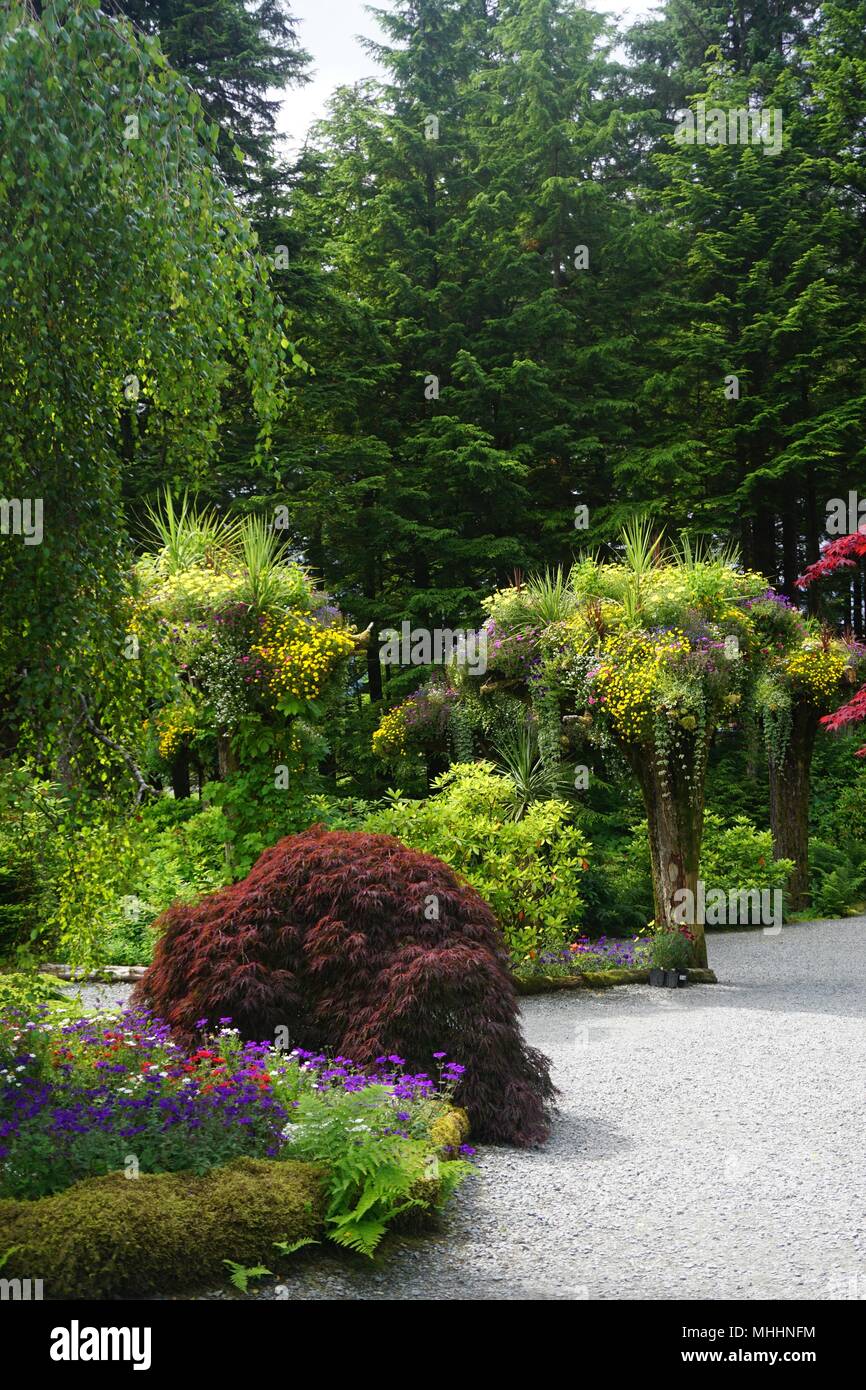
[
  {"xmin": 254, "ymin": 918, "xmax": 866, "ymax": 1301},
  {"xmin": 62, "ymin": 919, "xmax": 866, "ymax": 1301}
]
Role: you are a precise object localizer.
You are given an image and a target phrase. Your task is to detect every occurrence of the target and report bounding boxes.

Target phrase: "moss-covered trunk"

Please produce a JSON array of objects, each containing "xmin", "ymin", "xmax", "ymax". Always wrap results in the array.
[
  {"xmin": 217, "ymin": 731, "xmax": 240, "ymax": 869},
  {"xmin": 628, "ymin": 746, "xmax": 708, "ymax": 968},
  {"xmin": 768, "ymin": 702, "xmax": 819, "ymax": 911}
]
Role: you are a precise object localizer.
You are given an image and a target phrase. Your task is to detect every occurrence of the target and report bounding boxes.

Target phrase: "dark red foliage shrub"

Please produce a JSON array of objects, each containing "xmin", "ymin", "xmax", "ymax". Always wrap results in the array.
[
  {"xmin": 799, "ymin": 533, "xmax": 866, "ymax": 755},
  {"xmin": 134, "ymin": 826, "xmax": 555, "ymax": 1145}
]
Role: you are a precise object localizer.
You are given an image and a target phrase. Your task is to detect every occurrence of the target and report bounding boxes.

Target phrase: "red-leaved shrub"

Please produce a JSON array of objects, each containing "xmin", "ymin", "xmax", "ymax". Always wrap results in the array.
[{"xmin": 134, "ymin": 826, "xmax": 555, "ymax": 1145}]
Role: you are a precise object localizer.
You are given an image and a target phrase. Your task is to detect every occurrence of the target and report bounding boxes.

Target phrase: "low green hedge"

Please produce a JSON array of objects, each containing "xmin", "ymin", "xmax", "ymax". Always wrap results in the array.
[{"xmin": 0, "ymin": 1156, "xmax": 327, "ymax": 1299}]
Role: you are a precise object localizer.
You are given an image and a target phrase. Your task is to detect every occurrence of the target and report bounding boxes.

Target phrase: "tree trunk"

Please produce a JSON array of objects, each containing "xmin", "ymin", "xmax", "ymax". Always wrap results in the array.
[
  {"xmin": 768, "ymin": 702, "xmax": 819, "ymax": 910},
  {"xmin": 217, "ymin": 731, "xmax": 239, "ymax": 780},
  {"xmin": 628, "ymin": 747, "xmax": 708, "ymax": 967},
  {"xmin": 217, "ymin": 731, "xmax": 239, "ymax": 870},
  {"xmin": 170, "ymin": 744, "xmax": 191, "ymax": 800},
  {"xmin": 367, "ymin": 643, "xmax": 383, "ymax": 701}
]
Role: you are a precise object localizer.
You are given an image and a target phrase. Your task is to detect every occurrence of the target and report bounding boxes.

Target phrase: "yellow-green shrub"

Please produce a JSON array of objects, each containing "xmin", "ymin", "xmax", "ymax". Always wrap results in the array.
[{"xmin": 363, "ymin": 762, "xmax": 589, "ymax": 961}]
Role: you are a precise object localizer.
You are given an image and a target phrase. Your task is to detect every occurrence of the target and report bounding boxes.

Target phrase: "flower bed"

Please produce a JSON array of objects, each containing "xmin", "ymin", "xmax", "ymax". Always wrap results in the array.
[
  {"xmin": 513, "ymin": 934, "xmax": 717, "ymax": 992},
  {"xmin": 0, "ymin": 1005, "xmax": 473, "ymax": 1290},
  {"xmin": 518, "ymin": 934, "xmax": 653, "ymax": 979}
]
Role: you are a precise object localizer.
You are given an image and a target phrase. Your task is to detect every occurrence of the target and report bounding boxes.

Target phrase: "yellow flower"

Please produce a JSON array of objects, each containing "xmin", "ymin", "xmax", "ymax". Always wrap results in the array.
[
  {"xmin": 786, "ymin": 646, "xmax": 846, "ymax": 704},
  {"xmin": 593, "ymin": 629, "xmax": 690, "ymax": 741},
  {"xmin": 373, "ymin": 703, "xmax": 411, "ymax": 757},
  {"xmin": 251, "ymin": 611, "xmax": 355, "ymax": 703}
]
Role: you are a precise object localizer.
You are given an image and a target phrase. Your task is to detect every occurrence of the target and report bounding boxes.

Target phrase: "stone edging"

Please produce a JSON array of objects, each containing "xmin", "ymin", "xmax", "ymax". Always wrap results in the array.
[
  {"xmin": 41, "ymin": 963, "xmax": 148, "ymax": 983},
  {"xmin": 41, "ymin": 962, "xmax": 718, "ymax": 994},
  {"xmin": 513, "ymin": 966, "xmax": 717, "ymax": 995}
]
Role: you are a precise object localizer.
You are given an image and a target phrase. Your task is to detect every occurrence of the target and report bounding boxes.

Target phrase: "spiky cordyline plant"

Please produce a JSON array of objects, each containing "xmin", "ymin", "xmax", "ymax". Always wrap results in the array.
[
  {"xmin": 236, "ymin": 513, "xmax": 293, "ymax": 612},
  {"xmin": 520, "ymin": 566, "xmax": 577, "ymax": 627},
  {"xmin": 673, "ymin": 532, "xmax": 741, "ymax": 573},
  {"xmin": 618, "ymin": 516, "xmax": 662, "ymax": 625},
  {"xmin": 145, "ymin": 488, "xmax": 238, "ymax": 576},
  {"xmin": 493, "ymin": 722, "xmax": 571, "ymax": 819},
  {"xmin": 144, "ymin": 490, "xmax": 310, "ymax": 615}
]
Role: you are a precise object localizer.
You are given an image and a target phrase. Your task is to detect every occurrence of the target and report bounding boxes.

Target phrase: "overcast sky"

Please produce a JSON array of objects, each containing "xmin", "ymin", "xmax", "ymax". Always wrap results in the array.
[{"xmin": 277, "ymin": 0, "xmax": 658, "ymax": 153}]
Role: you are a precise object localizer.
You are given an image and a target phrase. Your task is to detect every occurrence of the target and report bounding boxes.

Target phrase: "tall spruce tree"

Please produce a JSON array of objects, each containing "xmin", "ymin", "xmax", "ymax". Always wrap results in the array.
[
  {"xmin": 115, "ymin": 0, "xmax": 311, "ymax": 186},
  {"xmin": 260, "ymin": 0, "xmax": 661, "ymax": 696},
  {"xmin": 619, "ymin": 1, "xmax": 866, "ymax": 596}
]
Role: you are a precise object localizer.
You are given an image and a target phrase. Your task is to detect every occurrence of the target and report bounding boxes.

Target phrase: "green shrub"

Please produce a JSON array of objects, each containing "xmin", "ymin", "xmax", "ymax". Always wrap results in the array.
[
  {"xmin": 650, "ymin": 928, "xmax": 694, "ymax": 970},
  {"xmin": 0, "ymin": 767, "xmax": 65, "ymax": 959},
  {"xmin": 579, "ymin": 836, "xmax": 654, "ymax": 936},
  {"xmin": 808, "ymin": 839, "xmax": 865, "ymax": 917},
  {"xmin": 362, "ymin": 761, "xmax": 590, "ymax": 960},
  {"xmin": 809, "ymin": 733, "xmax": 866, "ymax": 840},
  {"xmin": 811, "ymin": 862, "xmax": 865, "ymax": 917},
  {"xmin": 97, "ymin": 801, "xmax": 230, "ymax": 962},
  {"xmin": 0, "ymin": 898, "xmax": 32, "ymax": 961},
  {"xmin": 699, "ymin": 814, "xmax": 793, "ymax": 901},
  {"xmin": 0, "ymin": 1157, "xmax": 327, "ymax": 1299},
  {"xmin": 0, "ymin": 971, "xmax": 64, "ymax": 1014},
  {"xmin": 824, "ymin": 771, "xmax": 866, "ymax": 852}
]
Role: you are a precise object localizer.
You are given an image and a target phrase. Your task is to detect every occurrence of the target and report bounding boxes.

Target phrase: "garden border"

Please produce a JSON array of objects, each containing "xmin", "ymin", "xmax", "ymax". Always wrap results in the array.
[
  {"xmin": 513, "ymin": 967, "xmax": 717, "ymax": 995},
  {"xmin": 41, "ymin": 963, "xmax": 147, "ymax": 983},
  {"xmin": 0, "ymin": 1108, "xmax": 470, "ymax": 1299},
  {"xmin": 38, "ymin": 962, "xmax": 719, "ymax": 993}
]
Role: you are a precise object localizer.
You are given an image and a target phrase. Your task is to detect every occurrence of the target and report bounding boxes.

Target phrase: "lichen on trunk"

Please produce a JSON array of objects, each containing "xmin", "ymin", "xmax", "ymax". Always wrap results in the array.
[{"xmin": 627, "ymin": 740, "xmax": 709, "ymax": 969}]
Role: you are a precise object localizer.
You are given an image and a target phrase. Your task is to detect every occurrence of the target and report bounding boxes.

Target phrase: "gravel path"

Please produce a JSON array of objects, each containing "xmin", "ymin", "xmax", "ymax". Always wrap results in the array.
[{"xmin": 63, "ymin": 919, "xmax": 866, "ymax": 1301}]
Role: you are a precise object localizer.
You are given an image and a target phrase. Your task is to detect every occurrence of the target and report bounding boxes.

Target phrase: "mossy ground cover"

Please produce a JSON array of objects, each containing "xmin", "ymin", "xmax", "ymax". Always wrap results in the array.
[{"xmin": 0, "ymin": 1156, "xmax": 327, "ymax": 1299}]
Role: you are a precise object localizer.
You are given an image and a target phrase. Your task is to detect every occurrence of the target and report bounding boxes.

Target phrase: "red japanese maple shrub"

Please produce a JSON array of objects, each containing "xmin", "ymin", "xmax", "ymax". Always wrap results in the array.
[
  {"xmin": 798, "ymin": 531, "xmax": 866, "ymax": 754},
  {"xmin": 134, "ymin": 826, "xmax": 555, "ymax": 1145}
]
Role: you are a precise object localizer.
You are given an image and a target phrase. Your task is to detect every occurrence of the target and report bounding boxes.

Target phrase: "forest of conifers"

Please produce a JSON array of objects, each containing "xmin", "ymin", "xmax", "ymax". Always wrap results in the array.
[{"xmin": 4, "ymin": 0, "xmax": 866, "ymax": 749}]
